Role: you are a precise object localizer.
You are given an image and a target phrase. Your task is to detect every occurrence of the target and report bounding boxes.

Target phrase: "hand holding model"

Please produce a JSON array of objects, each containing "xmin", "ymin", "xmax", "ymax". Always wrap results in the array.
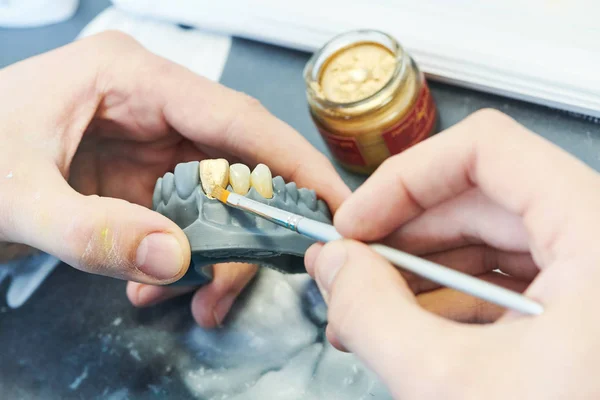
[
  {"xmin": 0, "ymin": 31, "xmax": 350, "ymax": 327},
  {"xmin": 306, "ymin": 109, "xmax": 600, "ymax": 399}
]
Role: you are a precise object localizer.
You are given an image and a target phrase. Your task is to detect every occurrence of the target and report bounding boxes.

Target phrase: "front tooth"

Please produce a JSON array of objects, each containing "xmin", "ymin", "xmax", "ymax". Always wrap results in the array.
[
  {"xmin": 229, "ymin": 163, "xmax": 251, "ymax": 195},
  {"xmin": 199, "ymin": 159, "xmax": 229, "ymax": 199},
  {"xmin": 250, "ymin": 164, "xmax": 273, "ymax": 198}
]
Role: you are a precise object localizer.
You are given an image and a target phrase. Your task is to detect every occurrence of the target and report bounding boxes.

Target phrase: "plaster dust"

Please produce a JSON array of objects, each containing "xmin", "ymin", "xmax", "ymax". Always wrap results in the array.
[
  {"xmin": 69, "ymin": 366, "xmax": 89, "ymax": 390},
  {"xmin": 91, "ymin": 270, "xmax": 392, "ymax": 399},
  {"xmin": 178, "ymin": 269, "xmax": 393, "ymax": 399},
  {"xmin": 0, "ymin": 253, "xmax": 391, "ymax": 398}
]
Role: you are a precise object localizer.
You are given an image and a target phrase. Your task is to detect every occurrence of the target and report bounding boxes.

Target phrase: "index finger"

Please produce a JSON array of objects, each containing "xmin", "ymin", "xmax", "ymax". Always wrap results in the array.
[
  {"xmin": 110, "ymin": 46, "xmax": 351, "ymax": 211},
  {"xmin": 334, "ymin": 109, "xmax": 600, "ymax": 265}
]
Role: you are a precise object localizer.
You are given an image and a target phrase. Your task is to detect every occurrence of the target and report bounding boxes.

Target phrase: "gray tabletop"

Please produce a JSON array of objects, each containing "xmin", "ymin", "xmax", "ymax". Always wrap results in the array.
[{"xmin": 1, "ymin": 1, "xmax": 599, "ymax": 399}]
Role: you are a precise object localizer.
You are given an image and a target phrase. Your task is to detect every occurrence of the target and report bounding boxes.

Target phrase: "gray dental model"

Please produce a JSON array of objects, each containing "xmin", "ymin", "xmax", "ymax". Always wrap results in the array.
[{"xmin": 152, "ymin": 160, "xmax": 332, "ymax": 285}]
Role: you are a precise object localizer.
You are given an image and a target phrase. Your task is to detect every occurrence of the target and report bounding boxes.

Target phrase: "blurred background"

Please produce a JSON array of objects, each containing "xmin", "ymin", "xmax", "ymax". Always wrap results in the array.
[
  {"xmin": 2, "ymin": 0, "xmax": 599, "ymax": 118},
  {"xmin": 2, "ymin": 1, "xmax": 600, "ymax": 399}
]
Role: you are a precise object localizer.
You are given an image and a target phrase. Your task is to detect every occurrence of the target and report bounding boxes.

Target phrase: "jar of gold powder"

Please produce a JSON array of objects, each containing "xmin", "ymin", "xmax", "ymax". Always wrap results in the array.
[{"xmin": 304, "ymin": 30, "xmax": 438, "ymax": 174}]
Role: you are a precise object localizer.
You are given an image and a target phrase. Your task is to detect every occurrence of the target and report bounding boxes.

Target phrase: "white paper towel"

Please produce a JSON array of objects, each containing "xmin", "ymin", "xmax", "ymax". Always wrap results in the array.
[
  {"xmin": 78, "ymin": 6, "xmax": 231, "ymax": 83},
  {"xmin": 109, "ymin": 0, "xmax": 600, "ymax": 118}
]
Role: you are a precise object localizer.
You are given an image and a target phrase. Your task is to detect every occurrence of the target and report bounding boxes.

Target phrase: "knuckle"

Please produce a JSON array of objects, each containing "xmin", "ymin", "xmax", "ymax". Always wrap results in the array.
[
  {"xmin": 223, "ymin": 93, "xmax": 266, "ymax": 147},
  {"xmin": 368, "ymin": 156, "xmax": 400, "ymax": 186},
  {"xmin": 464, "ymin": 108, "xmax": 520, "ymax": 138},
  {"xmin": 469, "ymin": 107, "xmax": 512, "ymax": 125},
  {"xmin": 237, "ymin": 93, "xmax": 266, "ymax": 116},
  {"xmin": 80, "ymin": 31, "xmax": 148, "ymax": 95},
  {"xmin": 91, "ymin": 30, "xmax": 142, "ymax": 52},
  {"xmin": 150, "ymin": 53, "xmax": 184, "ymax": 79},
  {"xmin": 75, "ymin": 30, "xmax": 143, "ymax": 65},
  {"xmin": 378, "ymin": 155, "xmax": 400, "ymax": 173}
]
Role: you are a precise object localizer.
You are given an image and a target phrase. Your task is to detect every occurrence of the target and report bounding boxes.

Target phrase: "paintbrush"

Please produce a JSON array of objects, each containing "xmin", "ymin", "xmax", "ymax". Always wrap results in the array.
[{"xmin": 211, "ymin": 186, "xmax": 544, "ymax": 316}]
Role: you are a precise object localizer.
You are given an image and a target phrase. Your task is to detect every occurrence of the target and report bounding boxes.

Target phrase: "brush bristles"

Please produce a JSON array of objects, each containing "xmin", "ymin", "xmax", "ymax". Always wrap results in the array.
[{"xmin": 210, "ymin": 186, "xmax": 230, "ymax": 203}]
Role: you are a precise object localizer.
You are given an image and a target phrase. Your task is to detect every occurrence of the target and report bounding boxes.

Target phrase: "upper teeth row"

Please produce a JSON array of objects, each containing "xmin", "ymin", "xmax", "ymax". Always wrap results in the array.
[{"xmin": 200, "ymin": 159, "xmax": 273, "ymax": 199}]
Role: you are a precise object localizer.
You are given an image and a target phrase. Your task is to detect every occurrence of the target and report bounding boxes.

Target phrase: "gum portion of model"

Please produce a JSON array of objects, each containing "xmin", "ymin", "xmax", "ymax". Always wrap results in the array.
[{"xmin": 153, "ymin": 161, "xmax": 332, "ymax": 285}]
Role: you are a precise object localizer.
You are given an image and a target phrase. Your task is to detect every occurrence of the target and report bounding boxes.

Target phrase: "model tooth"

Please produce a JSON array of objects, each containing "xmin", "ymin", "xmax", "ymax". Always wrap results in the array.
[
  {"xmin": 162, "ymin": 172, "xmax": 175, "ymax": 202},
  {"xmin": 174, "ymin": 161, "xmax": 200, "ymax": 199},
  {"xmin": 250, "ymin": 164, "xmax": 273, "ymax": 198},
  {"xmin": 285, "ymin": 182, "xmax": 298, "ymax": 202},
  {"xmin": 298, "ymin": 188, "xmax": 317, "ymax": 210},
  {"xmin": 199, "ymin": 158, "xmax": 230, "ymax": 199},
  {"xmin": 229, "ymin": 163, "xmax": 251, "ymax": 195}
]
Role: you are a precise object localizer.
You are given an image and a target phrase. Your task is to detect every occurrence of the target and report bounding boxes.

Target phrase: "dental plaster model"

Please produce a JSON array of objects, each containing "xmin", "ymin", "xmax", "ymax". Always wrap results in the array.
[{"xmin": 152, "ymin": 160, "xmax": 332, "ymax": 285}]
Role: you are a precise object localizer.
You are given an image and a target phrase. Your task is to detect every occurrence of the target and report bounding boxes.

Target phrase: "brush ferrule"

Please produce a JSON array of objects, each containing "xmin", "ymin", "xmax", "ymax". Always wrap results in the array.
[{"xmin": 285, "ymin": 214, "xmax": 302, "ymax": 232}]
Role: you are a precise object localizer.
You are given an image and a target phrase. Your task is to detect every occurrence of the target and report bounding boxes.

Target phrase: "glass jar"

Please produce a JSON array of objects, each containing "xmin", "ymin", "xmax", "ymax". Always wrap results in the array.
[{"xmin": 304, "ymin": 30, "xmax": 438, "ymax": 174}]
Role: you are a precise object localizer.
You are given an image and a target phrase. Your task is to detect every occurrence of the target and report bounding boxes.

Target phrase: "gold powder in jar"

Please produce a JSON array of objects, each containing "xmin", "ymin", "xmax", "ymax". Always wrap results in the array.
[
  {"xmin": 319, "ymin": 44, "xmax": 396, "ymax": 103},
  {"xmin": 304, "ymin": 30, "xmax": 438, "ymax": 174}
]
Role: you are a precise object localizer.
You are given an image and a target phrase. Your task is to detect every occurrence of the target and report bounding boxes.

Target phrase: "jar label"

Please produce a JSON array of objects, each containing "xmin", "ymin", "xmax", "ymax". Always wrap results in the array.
[
  {"xmin": 317, "ymin": 128, "xmax": 367, "ymax": 166},
  {"xmin": 381, "ymin": 78, "xmax": 436, "ymax": 155}
]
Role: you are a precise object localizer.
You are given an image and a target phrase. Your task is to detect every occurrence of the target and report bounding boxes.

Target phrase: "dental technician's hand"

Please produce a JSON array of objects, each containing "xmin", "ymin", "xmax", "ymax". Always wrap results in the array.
[
  {"xmin": 0, "ymin": 31, "xmax": 350, "ymax": 327},
  {"xmin": 306, "ymin": 109, "xmax": 600, "ymax": 399}
]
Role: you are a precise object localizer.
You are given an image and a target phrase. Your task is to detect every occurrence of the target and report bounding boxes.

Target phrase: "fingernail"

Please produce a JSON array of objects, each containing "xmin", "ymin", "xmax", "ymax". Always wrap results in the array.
[
  {"xmin": 213, "ymin": 292, "xmax": 237, "ymax": 327},
  {"xmin": 315, "ymin": 241, "xmax": 347, "ymax": 298},
  {"xmin": 136, "ymin": 233, "xmax": 183, "ymax": 280}
]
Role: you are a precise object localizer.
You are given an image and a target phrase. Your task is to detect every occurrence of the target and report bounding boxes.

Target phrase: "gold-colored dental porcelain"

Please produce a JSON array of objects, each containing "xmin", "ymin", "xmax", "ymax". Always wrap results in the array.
[
  {"xmin": 199, "ymin": 159, "xmax": 230, "ymax": 199},
  {"xmin": 319, "ymin": 43, "xmax": 396, "ymax": 104},
  {"xmin": 304, "ymin": 30, "xmax": 438, "ymax": 175}
]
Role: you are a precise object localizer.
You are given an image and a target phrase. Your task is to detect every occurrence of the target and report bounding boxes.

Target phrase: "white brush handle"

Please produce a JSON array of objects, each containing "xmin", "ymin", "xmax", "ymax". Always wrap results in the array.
[
  {"xmin": 297, "ymin": 218, "xmax": 343, "ymax": 242},
  {"xmin": 297, "ymin": 219, "xmax": 543, "ymax": 316},
  {"xmin": 227, "ymin": 194, "xmax": 544, "ymax": 316},
  {"xmin": 369, "ymin": 244, "xmax": 543, "ymax": 316}
]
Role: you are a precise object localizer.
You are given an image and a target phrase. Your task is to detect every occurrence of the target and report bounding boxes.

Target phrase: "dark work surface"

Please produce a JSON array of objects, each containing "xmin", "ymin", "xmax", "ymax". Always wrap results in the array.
[
  {"xmin": 0, "ymin": 267, "xmax": 199, "ymax": 399},
  {"xmin": 1, "ymin": 1, "xmax": 600, "ymax": 399}
]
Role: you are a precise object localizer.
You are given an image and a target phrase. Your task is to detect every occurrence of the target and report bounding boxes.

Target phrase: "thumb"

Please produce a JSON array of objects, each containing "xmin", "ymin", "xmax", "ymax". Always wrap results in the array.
[
  {"xmin": 308, "ymin": 240, "xmax": 472, "ymax": 397},
  {"xmin": 4, "ymin": 168, "xmax": 189, "ymax": 285}
]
